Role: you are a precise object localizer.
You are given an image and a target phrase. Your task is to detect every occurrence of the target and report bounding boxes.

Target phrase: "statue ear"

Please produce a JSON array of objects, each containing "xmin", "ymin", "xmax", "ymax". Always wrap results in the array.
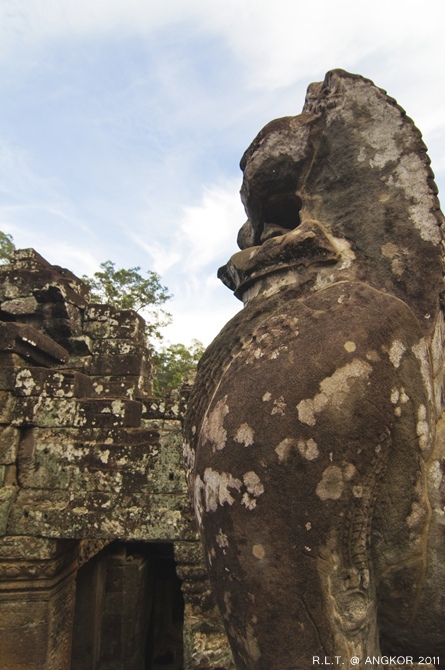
[{"xmin": 237, "ymin": 220, "xmax": 256, "ymax": 250}]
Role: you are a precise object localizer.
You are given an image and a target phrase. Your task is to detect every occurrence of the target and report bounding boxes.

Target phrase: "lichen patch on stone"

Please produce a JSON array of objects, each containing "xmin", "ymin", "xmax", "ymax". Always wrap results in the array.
[
  {"xmin": 297, "ymin": 359, "xmax": 372, "ymax": 426},
  {"xmin": 297, "ymin": 438, "xmax": 319, "ymax": 461},
  {"xmin": 412, "ymin": 339, "xmax": 434, "ymax": 404},
  {"xmin": 388, "ymin": 339, "xmax": 406, "ymax": 368},
  {"xmin": 252, "ymin": 544, "xmax": 265, "ymax": 560},
  {"xmin": 271, "ymin": 396, "xmax": 286, "ymax": 416},
  {"xmin": 416, "ymin": 404, "xmax": 431, "ymax": 453},
  {"xmin": 234, "ymin": 423, "xmax": 255, "ymax": 447},
  {"xmin": 216, "ymin": 529, "xmax": 229, "ymax": 548},
  {"xmin": 201, "ymin": 396, "xmax": 230, "ymax": 452},
  {"xmin": 241, "ymin": 471, "xmax": 265, "ymax": 510},
  {"xmin": 316, "ymin": 463, "xmax": 355, "ymax": 501},
  {"xmin": 275, "ymin": 437, "xmax": 295, "ymax": 463},
  {"xmin": 203, "ymin": 468, "xmax": 242, "ymax": 513}
]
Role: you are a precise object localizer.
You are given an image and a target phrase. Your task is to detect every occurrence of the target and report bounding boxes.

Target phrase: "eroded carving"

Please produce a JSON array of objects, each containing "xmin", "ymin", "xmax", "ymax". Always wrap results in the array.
[{"xmin": 185, "ymin": 70, "xmax": 445, "ymax": 669}]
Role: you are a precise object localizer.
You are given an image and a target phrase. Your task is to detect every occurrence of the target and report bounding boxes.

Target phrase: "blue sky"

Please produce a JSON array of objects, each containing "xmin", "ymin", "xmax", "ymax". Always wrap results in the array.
[{"xmin": 1, "ymin": 0, "xmax": 445, "ymax": 346}]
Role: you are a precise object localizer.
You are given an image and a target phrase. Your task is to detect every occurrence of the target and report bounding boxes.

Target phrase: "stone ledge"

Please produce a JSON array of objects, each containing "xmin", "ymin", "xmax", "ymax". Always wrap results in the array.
[{"xmin": 7, "ymin": 489, "xmax": 198, "ymax": 542}]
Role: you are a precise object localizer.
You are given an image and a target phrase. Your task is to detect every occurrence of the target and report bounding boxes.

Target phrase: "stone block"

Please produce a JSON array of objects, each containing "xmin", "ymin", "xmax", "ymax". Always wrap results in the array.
[
  {"xmin": 75, "ymin": 398, "xmax": 143, "ymax": 428},
  {"xmin": 33, "ymin": 280, "xmax": 88, "ymax": 308},
  {"xmin": 91, "ymin": 338, "xmax": 146, "ymax": 356},
  {"xmin": 0, "ymin": 425, "xmax": 21, "ymax": 463},
  {"xmin": 1, "ymin": 295, "xmax": 39, "ymax": 315},
  {"xmin": 16, "ymin": 425, "xmax": 160, "ymax": 492},
  {"xmin": 13, "ymin": 397, "xmax": 143, "ymax": 429},
  {"xmin": 174, "ymin": 540, "xmax": 206, "ymax": 566},
  {"xmin": 56, "ymin": 334, "xmax": 93, "ymax": 355},
  {"xmin": 142, "ymin": 396, "xmax": 182, "ymax": 420},
  {"xmin": 41, "ymin": 298, "xmax": 82, "ymax": 320},
  {"xmin": 84, "ymin": 304, "xmax": 147, "ymax": 342},
  {"xmin": 9, "ymin": 247, "xmax": 52, "ymax": 270},
  {"xmin": 13, "ymin": 396, "xmax": 78, "ymax": 427},
  {"xmin": 58, "ymin": 354, "xmax": 92, "ymax": 373},
  {"xmin": 0, "ymin": 391, "xmax": 16, "ymax": 424},
  {"xmin": 0, "ymin": 267, "xmax": 88, "ymax": 307},
  {"xmin": 91, "ymin": 375, "xmax": 152, "ymax": 400},
  {"xmin": 8, "ymin": 489, "xmax": 196, "ymax": 541},
  {"xmin": 13, "ymin": 368, "xmax": 93, "ymax": 398},
  {"xmin": 91, "ymin": 377, "xmax": 139, "ymax": 399},
  {"xmin": 44, "ymin": 319, "xmax": 83, "ymax": 341},
  {"xmin": 0, "ymin": 322, "xmax": 69, "ymax": 367},
  {"xmin": 0, "ymin": 538, "xmax": 78, "ymax": 670},
  {"xmin": 0, "ymin": 486, "xmax": 16, "ymax": 534},
  {"xmin": 0, "ymin": 353, "xmax": 30, "ymax": 369},
  {"xmin": 0, "ymin": 366, "xmax": 21, "ymax": 391},
  {"xmin": 0, "ymin": 535, "xmax": 61, "ymax": 560},
  {"xmin": 90, "ymin": 353, "xmax": 151, "ymax": 377}
]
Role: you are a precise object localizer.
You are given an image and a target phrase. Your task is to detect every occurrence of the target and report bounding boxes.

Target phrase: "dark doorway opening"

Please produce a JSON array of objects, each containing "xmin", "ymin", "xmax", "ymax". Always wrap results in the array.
[{"xmin": 71, "ymin": 542, "xmax": 184, "ymax": 670}]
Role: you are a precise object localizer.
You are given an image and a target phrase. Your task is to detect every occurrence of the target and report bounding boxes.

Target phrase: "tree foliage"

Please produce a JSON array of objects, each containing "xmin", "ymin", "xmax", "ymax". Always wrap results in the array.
[
  {"xmin": 82, "ymin": 260, "xmax": 204, "ymax": 394},
  {"xmin": 0, "ymin": 231, "xmax": 15, "ymax": 263},
  {"xmin": 82, "ymin": 260, "xmax": 172, "ymax": 343},
  {"xmin": 152, "ymin": 340, "xmax": 205, "ymax": 396}
]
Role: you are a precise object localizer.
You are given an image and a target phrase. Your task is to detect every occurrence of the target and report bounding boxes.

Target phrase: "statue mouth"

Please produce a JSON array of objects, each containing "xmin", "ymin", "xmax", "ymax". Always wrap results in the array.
[
  {"xmin": 218, "ymin": 219, "xmax": 340, "ymax": 299},
  {"xmin": 259, "ymin": 194, "xmax": 303, "ymax": 242}
]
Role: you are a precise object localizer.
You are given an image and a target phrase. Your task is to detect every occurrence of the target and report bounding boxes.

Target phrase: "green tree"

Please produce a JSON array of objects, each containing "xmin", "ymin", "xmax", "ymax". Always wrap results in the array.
[
  {"xmin": 82, "ymin": 260, "xmax": 172, "ymax": 343},
  {"xmin": 152, "ymin": 340, "xmax": 205, "ymax": 396},
  {"xmin": 0, "ymin": 231, "xmax": 15, "ymax": 263},
  {"xmin": 82, "ymin": 260, "xmax": 204, "ymax": 395}
]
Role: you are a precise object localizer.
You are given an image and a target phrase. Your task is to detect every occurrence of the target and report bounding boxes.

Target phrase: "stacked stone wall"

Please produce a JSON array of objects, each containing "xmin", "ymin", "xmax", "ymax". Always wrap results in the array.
[{"xmin": 0, "ymin": 248, "xmax": 233, "ymax": 670}]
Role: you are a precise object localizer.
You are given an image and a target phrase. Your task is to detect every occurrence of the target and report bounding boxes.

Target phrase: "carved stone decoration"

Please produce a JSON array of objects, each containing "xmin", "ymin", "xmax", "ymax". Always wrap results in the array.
[{"xmin": 185, "ymin": 70, "xmax": 445, "ymax": 669}]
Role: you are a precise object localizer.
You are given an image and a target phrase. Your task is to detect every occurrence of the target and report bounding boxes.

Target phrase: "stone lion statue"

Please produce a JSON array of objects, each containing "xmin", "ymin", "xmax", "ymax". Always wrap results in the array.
[{"xmin": 184, "ymin": 69, "xmax": 445, "ymax": 670}]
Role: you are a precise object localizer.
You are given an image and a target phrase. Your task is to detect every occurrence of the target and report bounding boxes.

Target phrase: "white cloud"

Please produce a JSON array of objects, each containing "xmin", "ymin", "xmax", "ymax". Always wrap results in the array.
[
  {"xmin": 131, "ymin": 179, "xmax": 245, "ymax": 346},
  {"xmin": 178, "ymin": 179, "xmax": 244, "ymax": 271},
  {"xmin": 4, "ymin": 0, "xmax": 445, "ymax": 90},
  {"xmin": 132, "ymin": 236, "xmax": 182, "ymax": 276},
  {"xmin": 162, "ymin": 297, "xmax": 241, "ymax": 348}
]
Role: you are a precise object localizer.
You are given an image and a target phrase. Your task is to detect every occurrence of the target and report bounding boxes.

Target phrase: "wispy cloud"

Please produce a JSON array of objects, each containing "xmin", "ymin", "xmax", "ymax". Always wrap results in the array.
[
  {"xmin": 178, "ymin": 179, "xmax": 244, "ymax": 271},
  {"xmin": 1, "ymin": 0, "xmax": 444, "ymax": 348}
]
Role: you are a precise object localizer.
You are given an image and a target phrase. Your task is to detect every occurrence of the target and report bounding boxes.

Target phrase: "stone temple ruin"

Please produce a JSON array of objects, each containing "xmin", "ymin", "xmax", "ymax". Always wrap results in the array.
[
  {"xmin": 1, "ymin": 69, "xmax": 445, "ymax": 670},
  {"xmin": 0, "ymin": 248, "xmax": 234, "ymax": 669}
]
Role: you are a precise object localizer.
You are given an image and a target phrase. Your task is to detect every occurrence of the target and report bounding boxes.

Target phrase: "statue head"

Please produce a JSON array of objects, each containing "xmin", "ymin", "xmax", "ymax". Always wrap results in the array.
[{"xmin": 219, "ymin": 69, "xmax": 444, "ymax": 336}]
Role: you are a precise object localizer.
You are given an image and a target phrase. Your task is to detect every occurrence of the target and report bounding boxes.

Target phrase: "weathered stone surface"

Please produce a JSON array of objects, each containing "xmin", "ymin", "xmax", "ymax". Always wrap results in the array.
[
  {"xmin": 8, "ymin": 489, "xmax": 195, "ymax": 541},
  {"xmin": 90, "ymin": 352, "xmax": 151, "ymax": 377},
  {"xmin": 0, "ymin": 240, "xmax": 230, "ymax": 665},
  {"xmin": 0, "ymin": 487, "xmax": 16, "ymax": 535},
  {"xmin": 83, "ymin": 304, "xmax": 146, "ymax": 342},
  {"xmin": 0, "ymin": 539, "xmax": 78, "ymax": 670},
  {"xmin": 1, "ymin": 295, "xmax": 39, "ymax": 316},
  {"xmin": 0, "ymin": 535, "xmax": 65, "ymax": 560},
  {"xmin": 12, "ymin": 368, "xmax": 93, "ymax": 398},
  {"xmin": 186, "ymin": 70, "xmax": 445, "ymax": 669},
  {"xmin": 0, "ymin": 322, "xmax": 69, "ymax": 366},
  {"xmin": 0, "ymin": 390, "xmax": 16, "ymax": 423},
  {"xmin": 0, "ymin": 426, "xmax": 21, "ymax": 464},
  {"xmin": 12, "ymin": 394, "xmax": 143, "ymax": 429},
  {"xmin": 175, "ymin": 540, "xmax": 235, "ymax": 670},
  {"xmin": 91, "ymin": 375, "xmax": 151, "ymax": 400}
]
